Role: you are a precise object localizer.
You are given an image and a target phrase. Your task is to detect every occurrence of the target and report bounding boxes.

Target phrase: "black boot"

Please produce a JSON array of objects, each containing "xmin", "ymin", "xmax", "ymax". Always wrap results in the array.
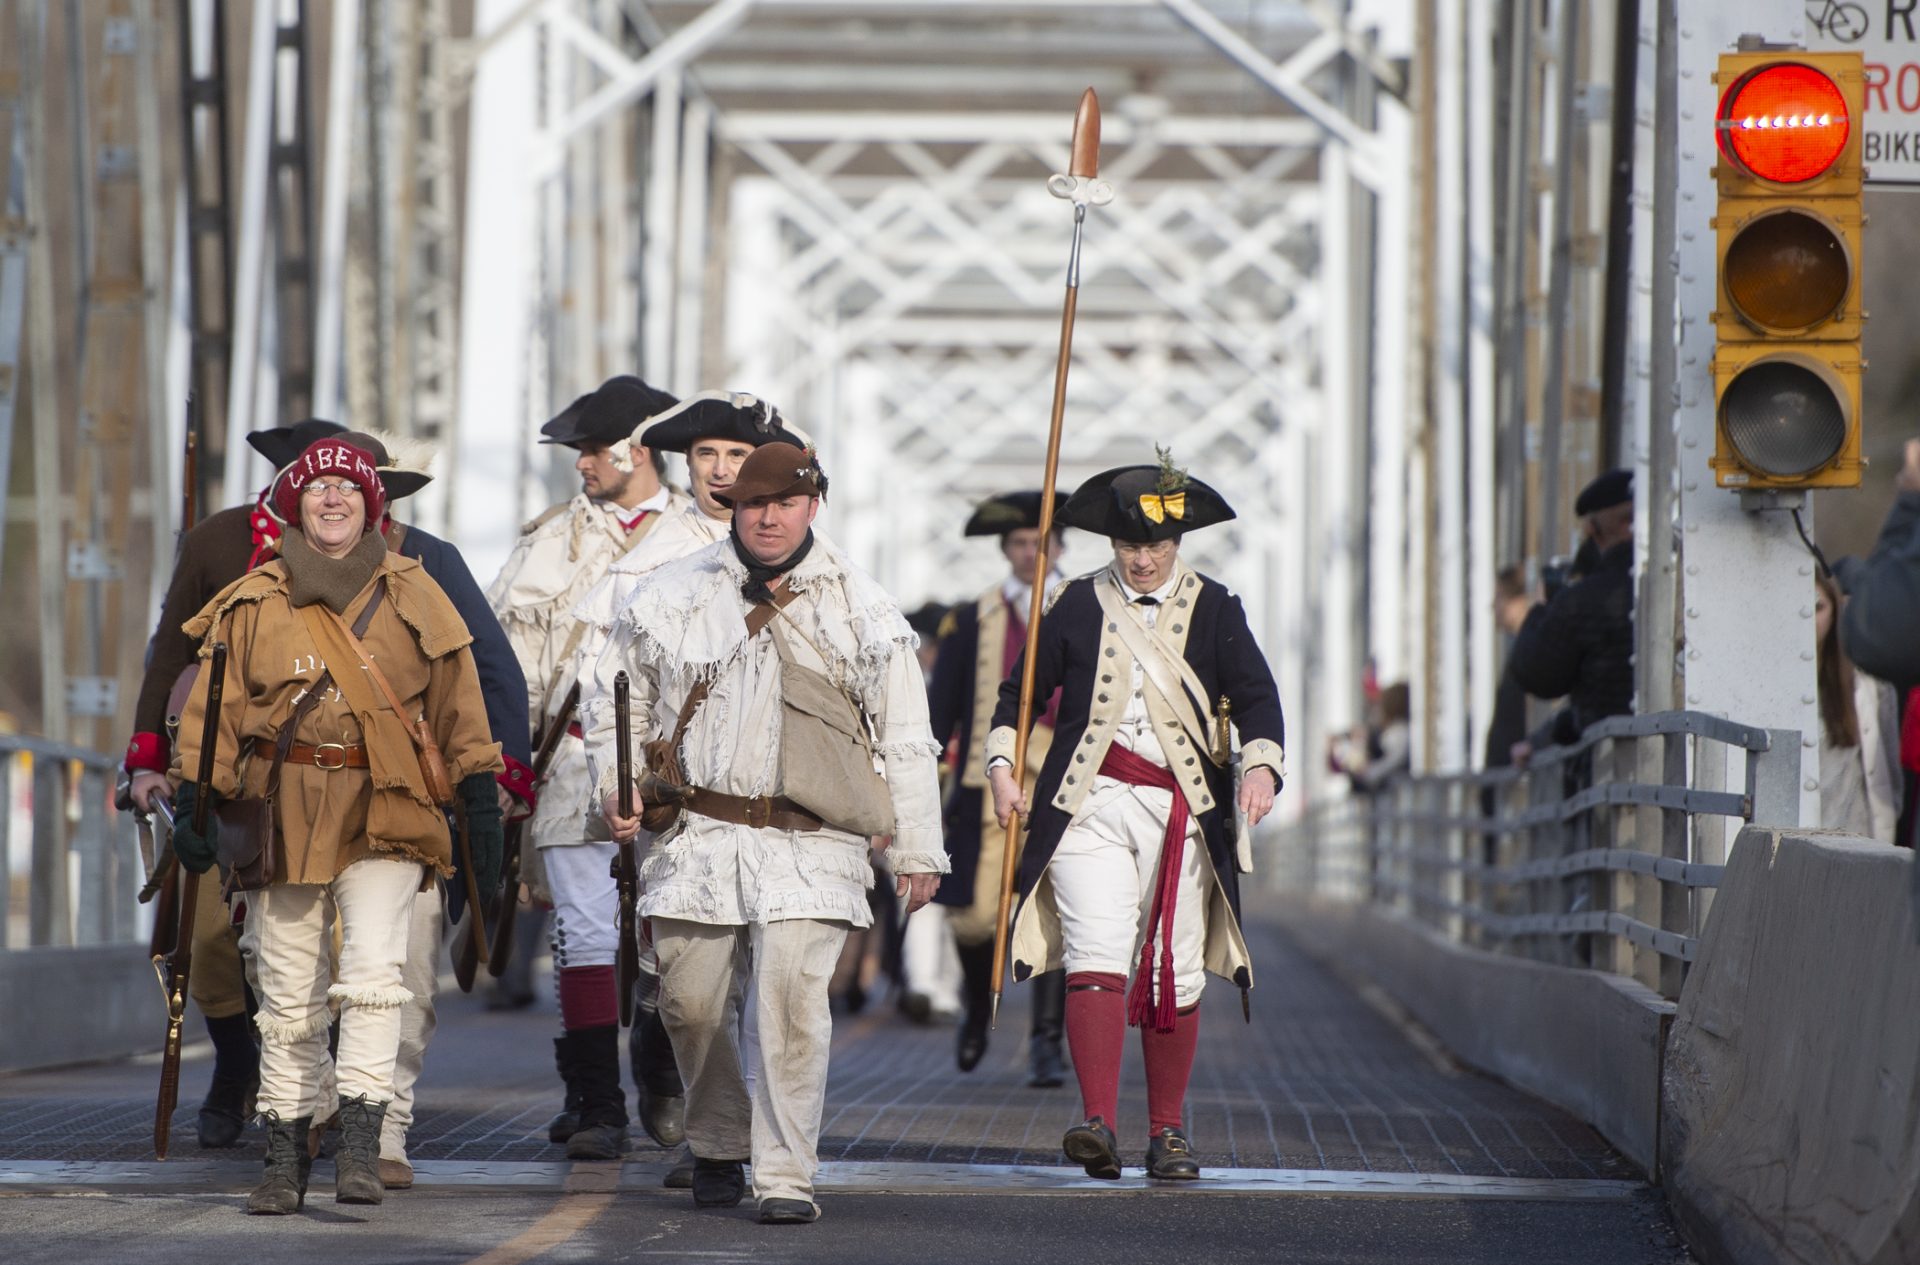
[
  {"xmin": 629, "ymin": 1005, "xmax": 686, "ymax": 1148},
  {"xmin": 566, "ymin": 1025, "xmax": 630, "ymax": 1160},
  {"xmin": 692, "ymin": 1157, "xmax": 747, "ymax": 1208},
  {"xmin": 1026, "ymin": 969, "xmax": 1067, "ymax": 1089},
  {"xmin": 954, "ymin": 939, "xmax": 994, "ymax": 1072},
  {"xmin": 548, "ymin": 1035, "xmax": 584, "ymax": 1143},
  {"xmin": 247, "ymin": 1115, "xmax": 313, "ymax": 1215},
  {"xmin": 198, "ymin": 1013, "xmax": 259, "ymax": 1149},
  {"xmin": 334, "ymin": 1096, "xmax": 388, "ymax": 1205}
]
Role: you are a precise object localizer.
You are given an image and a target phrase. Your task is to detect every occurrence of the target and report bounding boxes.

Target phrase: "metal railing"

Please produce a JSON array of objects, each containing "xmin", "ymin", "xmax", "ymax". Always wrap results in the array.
[
  {"xmin": 1267, "ymin": 711, "xmax": 1800, "ymax": 1000},
  {"xmin": 1, "ymin": 733, "xmax": 148, "ymax": 949}
]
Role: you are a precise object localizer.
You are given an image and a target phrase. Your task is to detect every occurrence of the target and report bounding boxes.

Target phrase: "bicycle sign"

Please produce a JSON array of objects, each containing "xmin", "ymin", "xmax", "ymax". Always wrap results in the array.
[{"xmin": 1808, "ymin": 1, "xmax": 1920, "ymax": 184}]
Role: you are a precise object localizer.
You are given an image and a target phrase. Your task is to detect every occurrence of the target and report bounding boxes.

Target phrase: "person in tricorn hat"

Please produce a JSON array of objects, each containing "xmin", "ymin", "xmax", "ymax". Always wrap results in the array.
[
  {"xmin": 569, "ymin": 390, "xmax": 805, "ymax": 1177},
  {"xmin": 986, "ymin": 450, "xmax": 1285, "ymax": 1183},
  {"xmin": 1508, "ymin": 466, "xmax": 1636, "ymax": 753},
  {"xmin": 119, "ymin": 421, "xmax": 533, "ymax": 1178},
  {"xmin": 589, "ymin": 440, "xmax": 947, "ymax": 1225},
  {"xmin": 926, "ymin": 491, "xmax": 1070, "ymax": 1084},
  {"xmin": 482, "ymin": 374, "xmax": 684, "ymax": 1163}
]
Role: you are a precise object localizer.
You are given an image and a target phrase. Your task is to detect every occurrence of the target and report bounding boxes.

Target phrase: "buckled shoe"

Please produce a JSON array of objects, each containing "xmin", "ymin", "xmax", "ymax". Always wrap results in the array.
[
  {"xmin": 1062, "ymin": 1116, "xmax": 1122, "ymax": 1179},
  {"xmin": 1145, "ymin": 1126, "xmax": 1200, "ymax": 1181}
]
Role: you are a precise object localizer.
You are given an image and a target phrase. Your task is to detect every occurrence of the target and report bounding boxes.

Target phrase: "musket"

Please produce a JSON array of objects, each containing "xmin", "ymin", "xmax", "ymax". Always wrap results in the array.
[
  {"xmin": 155, "ymin": 640, "xmax": 226, "ymax": 1159},
  {"xmin": 989, "ymin": 90, "xmax": 1114, "ymax": 1027},
  {"xmin": 612, "ymin": 671, "xmax": 640, "ymax": 1028},
  {"xmin": 178, "ymin": 423, "xmax": 198, "ymax": 559},
  {"xmin": 1219, "ymin": 695, "xmax": 1250, "ymax": 1024},
  {"xmin": 488, "ymin": 683, "xmax": 581, "ymax": 979}
]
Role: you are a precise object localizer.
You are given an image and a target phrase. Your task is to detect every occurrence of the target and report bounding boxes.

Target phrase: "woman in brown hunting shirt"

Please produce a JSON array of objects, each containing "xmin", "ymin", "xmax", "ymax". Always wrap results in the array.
[{"xmin": 169, "ymin": 437, "xmax": 504, "ymax": 1216}]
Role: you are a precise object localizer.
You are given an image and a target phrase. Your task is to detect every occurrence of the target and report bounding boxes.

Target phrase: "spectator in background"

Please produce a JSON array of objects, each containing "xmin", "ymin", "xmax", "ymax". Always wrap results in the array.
[
  {"xmin": 1509, "ymin": 469, "xmax": 1636, "ymax": 755},
  {"xmin": 1331, "ymin": 682, "xmax": 1411, "ymax": 793},
  {"xmin": 1815, "ymin": 571, "xmax": 1902, "ymax": 842},
  {"xmin": 1838, "ymin": 437, "xmax": 1920, "ymax": 849},
  {"xmin": 1483, "ymin": 566, "xmax": 1531, "ymax": 771}
]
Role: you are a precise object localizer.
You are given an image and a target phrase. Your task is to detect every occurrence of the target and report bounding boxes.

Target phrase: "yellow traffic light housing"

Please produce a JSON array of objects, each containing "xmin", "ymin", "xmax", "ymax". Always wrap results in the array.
[{"xmin": 1711, "ymin": 51, "xmax": 1866, "ymax": 490}]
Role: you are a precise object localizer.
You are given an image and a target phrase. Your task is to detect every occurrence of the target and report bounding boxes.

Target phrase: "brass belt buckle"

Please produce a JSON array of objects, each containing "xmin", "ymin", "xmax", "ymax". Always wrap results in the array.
[
  {"xmin": 744, "ymin": 795, "xmax": 772, "ymax": 830},
  {"xmin": 313, "ymin": 742, "xmax": 349, "ymax": 770}
]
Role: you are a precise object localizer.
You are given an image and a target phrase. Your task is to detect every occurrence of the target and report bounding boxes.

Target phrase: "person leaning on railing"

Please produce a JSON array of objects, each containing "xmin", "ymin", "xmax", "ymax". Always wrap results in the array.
[
  {"xmin": 166, "ymin": 438, "xmax": 505, "ymax": 1216},
  {"xmin": 1507, "ymin": 469, "xmax": 1636, "ymax": 768}
]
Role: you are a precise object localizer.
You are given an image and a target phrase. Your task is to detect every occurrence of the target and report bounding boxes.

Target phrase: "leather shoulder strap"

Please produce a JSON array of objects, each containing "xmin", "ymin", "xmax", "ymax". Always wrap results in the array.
[
  {"xmin": 663, "ymin": 586, "xmax": 800, "ymax": 749},
  {"xmin": 261, "ymin": 586, "xmax": 386, "ymax": 797}
]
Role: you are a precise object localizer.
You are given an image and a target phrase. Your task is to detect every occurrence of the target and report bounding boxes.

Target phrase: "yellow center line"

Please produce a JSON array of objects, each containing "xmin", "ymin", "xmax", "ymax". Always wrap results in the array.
[{"xmin": 460, "ymin": 1163, "xmax": 620, "ymax": 1265}]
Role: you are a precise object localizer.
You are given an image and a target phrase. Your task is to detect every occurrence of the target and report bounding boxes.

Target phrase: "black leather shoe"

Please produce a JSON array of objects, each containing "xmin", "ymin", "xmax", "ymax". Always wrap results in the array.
[
  {"xmin": 638, "ymin": 1088, "xmax": 686, "ymax": 1149},
  {"xmin": 955, "ymin": 1020, "xmax": 989, "ymax": 1072},
  {"xmin": 1146, "ymin": 1127, "xmax": 1200, "ymax": 1181},
  {"xmin": 197, "ymin": 1071, "xmax": 255, "ymax": 1149},
  {"xmin": 757, "ymin": 1197, "xmax": 820, "ymax": 1224},
  {"xmin": 566, "ymin": 1121, "xmax": 628, "ymax": 1160},
  {"xmin": 1062, "ymin": 1116, "xmax": 1122, "ymax": 1179},
  {"xmin": 663, "ymin": 1148, "xmax": 695, "ymax": 1190},
  {"xmin": 692, "ymin": 1157, "xmax": 747, "ymax": 1208},
  {"xmin": 547, "ymin": 1108, "xmax": 581, "ymax": 1144},
  {"xmin": 1026, "ymin": 1038, "xmax": 1065, "ymax": 1089}
]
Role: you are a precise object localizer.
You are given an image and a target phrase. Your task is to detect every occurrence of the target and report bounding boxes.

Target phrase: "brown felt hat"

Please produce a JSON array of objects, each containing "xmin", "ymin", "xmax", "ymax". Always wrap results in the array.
[{"xmin": 711, "ymin": 442, "xmax": 827, "ymax": 508}]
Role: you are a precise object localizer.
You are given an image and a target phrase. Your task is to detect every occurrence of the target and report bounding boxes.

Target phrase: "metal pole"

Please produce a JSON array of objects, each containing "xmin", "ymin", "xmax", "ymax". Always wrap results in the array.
[
  {"xmin": 1637, "ymin": 0, "xmax": 1680, "ymax": 715},
  {"xmin": 310, "ymin": 0, "xmax": 358, "ymax": 422},
  {"xmin": 1537, "ymin": 0, "xmax": 1583, "ymax": 570}
]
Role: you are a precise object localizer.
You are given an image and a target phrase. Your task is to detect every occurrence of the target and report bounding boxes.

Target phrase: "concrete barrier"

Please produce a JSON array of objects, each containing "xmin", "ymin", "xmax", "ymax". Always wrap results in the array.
[
  {"xmin": 1277, "ymin": 897, "xmax": 1673, "ymax": 1175},
  {"xmin": 1663, "ymin": 829, "xmax": 1920, "ymax": 1265},
  {"xmin": 0, "ymin": 944, "xmax": 164, "ymax": 1072}
]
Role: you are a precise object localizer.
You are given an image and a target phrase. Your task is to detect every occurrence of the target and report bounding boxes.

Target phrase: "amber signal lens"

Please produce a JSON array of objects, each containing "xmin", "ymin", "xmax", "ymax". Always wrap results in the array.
[
  {"xmin": 1722, "ymin": 208, "xmax": 1850, "ymax": 334},
  {"xmin": 1717, "ymin": 63, "xmax": 1849, "ymax": 183}
]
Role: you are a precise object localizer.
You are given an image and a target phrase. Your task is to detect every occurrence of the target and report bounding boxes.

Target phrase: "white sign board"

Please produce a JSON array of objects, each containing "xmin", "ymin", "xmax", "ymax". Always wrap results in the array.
[{"xmin": 1808, "ymin": 1, "xmax": 1920, "ymax": 185}]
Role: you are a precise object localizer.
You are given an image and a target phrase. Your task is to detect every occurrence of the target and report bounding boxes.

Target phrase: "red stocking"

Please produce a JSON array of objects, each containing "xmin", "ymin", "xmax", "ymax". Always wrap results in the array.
[
  {"xmin": 1065, "ymin": 970, "xmax": 1127, "ymax": 1128},
  {"xmin": 557, "ymin": 964, "xmax": 618, "ymax": 1031},
  {"xmin": 1142, "ymin": 1002, "xmax": 1202, "ymax": 1136}
]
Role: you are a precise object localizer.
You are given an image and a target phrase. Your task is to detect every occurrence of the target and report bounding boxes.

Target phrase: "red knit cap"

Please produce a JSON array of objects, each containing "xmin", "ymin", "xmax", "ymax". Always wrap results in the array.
[{"xmin": 272, "ymin": 438, "xmax": 387, "ymax": 530}]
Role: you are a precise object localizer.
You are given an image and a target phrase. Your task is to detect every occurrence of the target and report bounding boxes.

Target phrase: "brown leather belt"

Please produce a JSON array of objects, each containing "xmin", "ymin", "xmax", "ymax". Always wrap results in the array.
[
  {"xmin": 683, "ymin": 787, "xmax": 824, "ymax": 833},
  {"xmin": 247, "ymin": 738, "xmax": 370, "ymax": 769}
]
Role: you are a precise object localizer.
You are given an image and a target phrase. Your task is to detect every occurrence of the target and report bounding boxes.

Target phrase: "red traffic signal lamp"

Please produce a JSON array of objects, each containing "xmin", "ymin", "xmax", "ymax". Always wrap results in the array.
[{"xmin": 1711, "ymin": 51, "xmax": 1866, "ymax": 491}]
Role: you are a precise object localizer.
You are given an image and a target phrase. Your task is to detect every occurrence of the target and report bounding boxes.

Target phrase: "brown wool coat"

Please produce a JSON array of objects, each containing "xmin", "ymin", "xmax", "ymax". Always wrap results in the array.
[{"xmin": 170, "ymin": 552, "xmax": 503, "ymax": 882}]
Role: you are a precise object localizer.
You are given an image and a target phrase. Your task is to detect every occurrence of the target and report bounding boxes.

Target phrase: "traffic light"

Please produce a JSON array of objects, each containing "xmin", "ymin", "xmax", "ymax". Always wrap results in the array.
[{"xmin": 1711, "ymin": 51, "xmax": 1866, "ymax": 490}]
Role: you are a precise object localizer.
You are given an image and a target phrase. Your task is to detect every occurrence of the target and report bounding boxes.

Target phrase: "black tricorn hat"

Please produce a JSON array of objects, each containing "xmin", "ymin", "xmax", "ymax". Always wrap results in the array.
[
  {"xmin": 963, "ymin": 490, "xmax": 1062, "ymax": 538},
  {"xmin": 1059, "ymin": 456, "xmax": 1234, "ymax": 543},
  {"xmin": 539, "ymin": 376, "xmax": 679, "ymax": 448},
  {"xmin": 246, "ymin": 418, "xmax": 347, "ymax": 470},
  {"xmin": 1573, "ymin": 467, "xmax": 1632, "ymax": 516},
  {"xmin": 639, "ymin": 390, "xmax": 805, "ymax": 454}
]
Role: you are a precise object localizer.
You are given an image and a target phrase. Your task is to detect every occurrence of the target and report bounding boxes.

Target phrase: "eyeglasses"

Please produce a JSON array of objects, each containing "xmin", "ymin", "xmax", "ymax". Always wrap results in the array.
[{"xmin": 301, "ymin": 481, "xmax": 364, "ymax": 499}]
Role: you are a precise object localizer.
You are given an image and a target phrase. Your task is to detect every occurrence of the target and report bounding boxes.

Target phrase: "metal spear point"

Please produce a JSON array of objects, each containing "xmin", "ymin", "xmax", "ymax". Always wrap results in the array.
[{"xmin": 989, "ymin": 89, "xmax": 1114, "ymax": 1029}]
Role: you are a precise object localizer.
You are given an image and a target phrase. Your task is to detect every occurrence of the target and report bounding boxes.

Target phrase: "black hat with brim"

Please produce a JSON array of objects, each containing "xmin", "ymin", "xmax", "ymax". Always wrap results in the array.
[
  {"xmin": 247, "ymin": 419, "xmax": 347, "ymax": 470},
  {"xmin": 539, "ymin": 376, "xmax": 679, "ymax": 448},
  {"xmin": 964, "ymin": 490, "xmax": 1063, "ymax": 538},
  {"xmin": 639, "ymin": 391, "xmax": 805, "ymax": 454},
  {"xmin": 1573, "ymin": 467, "xmax": 1633, "ymax": 516},
  {"xmin": 1059, "ymin": 465, "xmax": 1235, "ymax": 543}
]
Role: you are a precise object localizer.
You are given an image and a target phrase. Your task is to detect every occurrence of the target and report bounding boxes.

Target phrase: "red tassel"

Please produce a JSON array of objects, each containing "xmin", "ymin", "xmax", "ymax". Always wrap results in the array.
[{"xmin": 1103, "ymin": 744, "xmax": 1190, "ymax": 1035}]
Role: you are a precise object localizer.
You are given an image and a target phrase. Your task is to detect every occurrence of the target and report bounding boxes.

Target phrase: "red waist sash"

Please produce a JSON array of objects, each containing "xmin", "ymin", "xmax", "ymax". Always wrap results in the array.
[{"xmin": 1096, "ymin": 743, "xmax": 1187, "ymax": 1033}]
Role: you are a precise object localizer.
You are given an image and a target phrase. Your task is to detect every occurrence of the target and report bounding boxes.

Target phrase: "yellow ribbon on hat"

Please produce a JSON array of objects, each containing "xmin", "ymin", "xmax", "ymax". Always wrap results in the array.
[{"xmin": 1138, "ymin": 491, "xmax": 1186, "ymax": 524}]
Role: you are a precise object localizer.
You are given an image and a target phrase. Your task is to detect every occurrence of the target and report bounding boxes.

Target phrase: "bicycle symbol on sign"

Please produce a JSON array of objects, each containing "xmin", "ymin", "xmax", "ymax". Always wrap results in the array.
[{"xmin": 1808, "ymin": 0, "xmax": 1869, "ymax": 43}]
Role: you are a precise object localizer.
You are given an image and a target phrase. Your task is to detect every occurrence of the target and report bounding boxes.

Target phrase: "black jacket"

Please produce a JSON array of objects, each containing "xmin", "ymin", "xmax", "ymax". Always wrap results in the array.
[
  {"xmin": 1509, "ymin": 540, "xmax": 1635, "ymax": 734},
  {"xmin": 1841, "ymin": 492, "xmax": 1920, "ymax": 693},
  {"xmin": 991, "ymin": 571, "xmax": 1284, "ymax": 933},
  {"xmin": 926, "ymin": 597, "xmax": 992, "ymax": 909}
]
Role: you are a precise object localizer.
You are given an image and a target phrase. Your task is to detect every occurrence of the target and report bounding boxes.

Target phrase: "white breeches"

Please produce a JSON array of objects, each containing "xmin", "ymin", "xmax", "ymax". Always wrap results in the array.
[{"xmin": 1048, "ymin": 775, "xmax": 1210, "ymax": 1008}]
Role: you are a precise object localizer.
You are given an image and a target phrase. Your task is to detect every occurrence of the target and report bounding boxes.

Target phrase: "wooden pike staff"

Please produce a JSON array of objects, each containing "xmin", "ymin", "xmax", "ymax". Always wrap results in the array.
[{"xmin": 989, "ymin": 89, "xmax": 1115, "ymax": 1028}]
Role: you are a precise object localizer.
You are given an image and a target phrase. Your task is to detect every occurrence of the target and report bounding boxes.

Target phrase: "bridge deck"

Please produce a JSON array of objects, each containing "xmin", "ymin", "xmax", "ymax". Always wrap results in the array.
[{"xmin": 0, "ymin": 920, "xmax": 1690, "ymax": 1264}]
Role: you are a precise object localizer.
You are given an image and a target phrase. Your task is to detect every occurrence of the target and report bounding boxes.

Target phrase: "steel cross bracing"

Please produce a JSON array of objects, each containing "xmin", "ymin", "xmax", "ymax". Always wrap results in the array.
[
  {"xmin": 458, "ymin": 0, "xmax": 1408, "ymax": 797},
  {"xmin": 721, "ymin": 130, "xmax": 1324, "ymax": 651},
  {"xmin": 175, "ymin": 0, "xmax": 236, "ymax": 513}
]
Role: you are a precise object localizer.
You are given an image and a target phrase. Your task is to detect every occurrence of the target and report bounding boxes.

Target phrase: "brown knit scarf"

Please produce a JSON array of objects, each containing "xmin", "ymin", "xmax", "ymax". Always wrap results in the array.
[{"xmin": 280, "ymin": 527, "xmax": 387, "ymax": 613}]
